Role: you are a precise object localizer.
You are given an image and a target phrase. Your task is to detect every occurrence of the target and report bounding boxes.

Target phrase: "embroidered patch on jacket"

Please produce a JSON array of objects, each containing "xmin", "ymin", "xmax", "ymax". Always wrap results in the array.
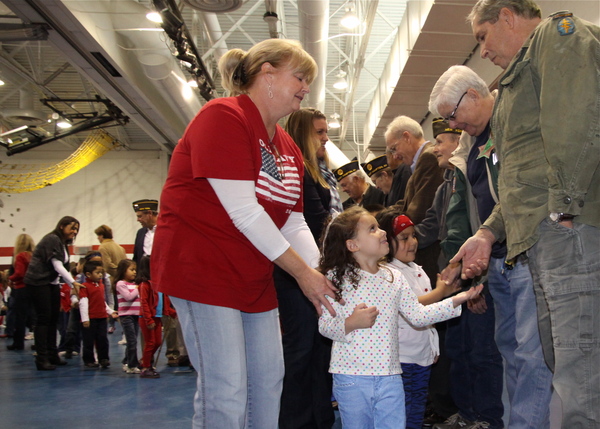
[{"xmin": 557, "ymin": 17, "xmax": 575, "ymax": 36}]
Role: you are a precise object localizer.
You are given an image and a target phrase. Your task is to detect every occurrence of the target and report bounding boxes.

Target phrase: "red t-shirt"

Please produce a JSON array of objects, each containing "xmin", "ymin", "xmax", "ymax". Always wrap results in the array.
[
  {"xmin": 152, "ymin": 95, "xmax": 304, "ymax": 312},
  {"xmin": 60, "ymin": 283, "xmax": 71, "ymax": 313}
]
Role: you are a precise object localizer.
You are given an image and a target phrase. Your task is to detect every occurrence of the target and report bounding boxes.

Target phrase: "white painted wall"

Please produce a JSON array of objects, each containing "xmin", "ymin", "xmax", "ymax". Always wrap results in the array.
[{"xmin": 0, "ymin": 149, "xmax": 168, "ymax": 263}]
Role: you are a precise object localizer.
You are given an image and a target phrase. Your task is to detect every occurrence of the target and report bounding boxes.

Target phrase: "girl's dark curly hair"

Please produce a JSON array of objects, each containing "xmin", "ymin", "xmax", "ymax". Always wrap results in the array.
[
  {"xmin": 114, "ymin": 259, "xmax": 136, "ymax": 284},
  {"xmin": 318, "ymin": 206, "xmax": 368, "ymax": 296},
  {"xmin": 375, "ymin": 205, "xmax": 406, "ymax": 262}
]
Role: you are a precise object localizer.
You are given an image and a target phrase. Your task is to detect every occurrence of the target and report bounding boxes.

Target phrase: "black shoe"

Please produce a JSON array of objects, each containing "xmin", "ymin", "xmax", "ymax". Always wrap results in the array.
[
  {"xmin": 35, "ymin": 359, "xmax": 57, "ymax": 371},
  {"xmin": 64, "ymin": 350, "xmax": 73, "ymax": 359},
  {"xmin": 48, "ymin": 356, "xmax": 68, "ymax": 366},
  {"xmin": 7, "ymin": 344, "xmax": 24, "ymax": 351},
  {"xmin": 99, "ymin": 359, "xmax": 110, "ymax": 368},
  {"xmin": 177, "ymin": 355, "xmax": 191, "ymax": 367}
]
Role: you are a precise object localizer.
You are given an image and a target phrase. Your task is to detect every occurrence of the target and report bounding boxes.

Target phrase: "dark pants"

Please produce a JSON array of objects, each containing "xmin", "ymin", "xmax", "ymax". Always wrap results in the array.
[
  {"xmin": 277, "ymin": 286, "xmax": 334, "ymax": 429},
  {"xmin": 82, "ymin": 318, "xmax": 109, "ymax": 364},
  {"xmin": 120, "ymin": 315, "xmax": 139, "ymax": 368},
  {"xmin": 29, "ymin": 283, "xmax": 60, "ymax": 361},
  {"xmin": 57, "ymin": 311, "xmax": 70, "ymax": 351},
  {"xmin": 427, "ymin": 323, "xmax": 457, "ymax": 418},
  {"xmin": 445, "ymin": 293, "xmax": 504, "ymax": 428},
  {"xmin": 64, "ymin": 307, "xmax": 81, "ymax": 353},
  {"xmin": 9, "ymin": 287, "xmax": 30, "ymax": 349},
  {"xmin": 401, "ymin": 362, "xmax": 431, "ymax": 429}
]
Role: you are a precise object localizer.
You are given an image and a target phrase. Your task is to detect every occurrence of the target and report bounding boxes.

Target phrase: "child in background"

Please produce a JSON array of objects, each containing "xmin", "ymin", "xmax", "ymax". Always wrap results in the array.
[
  {"xmin": 137, "ymin": 256, "xmax": 161, "ymax": 378},
  {"xmin": 317, "ymin": 207, "xmax": 482, "ymax": 429},
  {"xmin": 376, "ymin": 208, "xmax": 460, "ymax": 429},
  {"xmin": 57, "ymin": 280, "xmax": 72, "ymax": 353},
  {"xmin": 115, "ymin": 259, "xmax": 140, "ymax": 374},
  {"xmin": 79, "ymin": 260, "xmax": 118, "ymax": 368},
  {"xmin": 61, "ymin": 260, "xmax": 85, "ymax": 359}
]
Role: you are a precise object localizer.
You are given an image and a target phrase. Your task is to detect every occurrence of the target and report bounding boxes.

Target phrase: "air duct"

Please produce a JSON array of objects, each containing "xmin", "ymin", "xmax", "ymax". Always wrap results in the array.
[
  {"xmin": 182, "ymin": 0, "xmax": 243, "ymax": 13},
  {"xmin": 1, "ymin": 89, "xmax": 47, "ymax": 125}
]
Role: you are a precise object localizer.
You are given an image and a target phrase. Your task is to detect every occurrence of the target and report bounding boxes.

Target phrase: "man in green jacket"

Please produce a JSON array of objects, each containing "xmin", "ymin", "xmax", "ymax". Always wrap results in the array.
[{"xmin": 450, "ymin": 1, "xmax": 600, "ymax": 426}]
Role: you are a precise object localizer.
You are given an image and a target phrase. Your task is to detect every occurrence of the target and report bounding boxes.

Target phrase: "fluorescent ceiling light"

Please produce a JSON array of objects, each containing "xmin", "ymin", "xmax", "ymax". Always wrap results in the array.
[
  {"xmin": 329, "ymin": 113, "xmax": 341, "ymax": 129},
  {"xmin": 146, "ymin": 11, "xmax": 162, "ymax": 23}
]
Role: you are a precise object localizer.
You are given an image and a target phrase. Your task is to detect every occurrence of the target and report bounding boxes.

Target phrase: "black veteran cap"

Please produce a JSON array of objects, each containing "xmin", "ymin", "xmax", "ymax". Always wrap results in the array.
[
  {"xmin": 132, "ymin": 199, "xmax": 158, "ymax": 212},
  {"xmin": 334, "ymin": 160, "xmax": 360, "ymax": 182},
  {"xmin": 432, "ymin": 117, "xmax": 463, "ymax": 138},
  {"xmin": 363, "ymin": 155, "xmax": 388, "ymax": 178}
]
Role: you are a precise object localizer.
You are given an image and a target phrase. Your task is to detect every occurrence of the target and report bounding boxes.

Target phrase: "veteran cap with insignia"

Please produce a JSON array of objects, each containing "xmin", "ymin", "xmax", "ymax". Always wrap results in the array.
[
  {"xmin": 334, "ymin": 160, "xmax": 360, "ymax": 182},
  {"xmin": 132, "ymin": 199, "xmax": 158, "ymax": 212},
  {"xmin": 363, "ymin": 155, "xmax": 389, "ymax": 178},
  {"xmin": 432, "ymin": 117, "xmax": 463, "ymax": 138}
]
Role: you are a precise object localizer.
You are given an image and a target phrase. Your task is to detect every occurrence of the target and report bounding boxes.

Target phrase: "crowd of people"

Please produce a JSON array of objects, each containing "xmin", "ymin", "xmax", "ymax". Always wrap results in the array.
[
  {"xmin": 1, "ymin": 1, "xmax": 598, "ymax": 428},
  {"xmin": 1, "ymin": 208, "xmax": 190, "ymax": 379}
]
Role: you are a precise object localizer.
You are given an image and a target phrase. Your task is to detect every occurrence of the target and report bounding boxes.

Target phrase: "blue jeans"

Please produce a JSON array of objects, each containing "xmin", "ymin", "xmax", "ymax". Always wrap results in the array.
[
  {"xmin": 445, "ymin": 294, "xmax": 504, "ymax": 428},
  {"xmin": 528, "ymin": 220, "xmax": 600, "ymax": 427},
  {"xmin": 171, "ymin": 297, "xmax": 284, "ymax": 429},
  {"xmin": 120, "ymin": 315, "xmax": 139, "ymax": 368},
  {"xmin": 488, "ymin": 256, "xmax": 553, "ymax": 429},
  {"xmin": 333, "ymin": 374, "xmax": 404, "ymax": 429}
]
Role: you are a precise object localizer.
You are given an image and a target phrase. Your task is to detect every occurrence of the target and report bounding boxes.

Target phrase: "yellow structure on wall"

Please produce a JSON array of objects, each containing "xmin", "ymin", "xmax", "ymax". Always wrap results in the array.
[{"xmin": 0, "ymin": 129, "xmax": 119, "ymax": 194}]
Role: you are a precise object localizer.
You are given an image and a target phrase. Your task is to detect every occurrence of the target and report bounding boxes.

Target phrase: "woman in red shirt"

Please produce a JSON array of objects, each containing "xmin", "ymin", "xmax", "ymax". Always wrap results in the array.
[
  {"xmin": 152, "ymin": 38, "xmax": 339, "ymax": 428},
  {"xmin": 7, "ymin": 234, "xmax": 35, "ymax": 351}
]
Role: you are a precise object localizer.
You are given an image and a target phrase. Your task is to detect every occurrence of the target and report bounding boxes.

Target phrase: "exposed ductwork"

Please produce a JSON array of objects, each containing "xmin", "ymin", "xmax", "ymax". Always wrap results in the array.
[
  {"xmin": 297, "ymin": 0, "xmax": 329, "ymax": 112},
  {"xmin": 1, "ymin": 89, "xmax": 47, "ymax": 125},
  {"xmin": 182, "ymin": 0, "xmax": 243, "ymax": 13}
]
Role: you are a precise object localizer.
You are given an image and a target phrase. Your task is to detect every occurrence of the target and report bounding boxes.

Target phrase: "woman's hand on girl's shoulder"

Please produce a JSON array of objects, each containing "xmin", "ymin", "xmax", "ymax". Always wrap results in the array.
[{"xmin": 297, "ymin": 268, "xmax": 344, "ymax": 317}]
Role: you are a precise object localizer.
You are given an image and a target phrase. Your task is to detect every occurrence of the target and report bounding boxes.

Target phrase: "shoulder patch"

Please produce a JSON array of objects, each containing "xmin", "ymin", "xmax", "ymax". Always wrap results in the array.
[{"xmin": 557, "ymin": 17, "xmax": 575, "ymax": 36}]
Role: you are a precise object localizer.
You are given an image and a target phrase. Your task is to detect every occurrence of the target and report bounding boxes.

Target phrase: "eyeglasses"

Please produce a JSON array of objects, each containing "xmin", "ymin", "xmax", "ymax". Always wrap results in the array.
[{"xmin": 445, "ymin": 91, "xmax": 467, "ymax": 121}]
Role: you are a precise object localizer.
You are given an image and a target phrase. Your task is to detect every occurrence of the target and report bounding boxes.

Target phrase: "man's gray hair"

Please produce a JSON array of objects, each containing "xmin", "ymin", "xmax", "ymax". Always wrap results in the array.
[
  {"xmin": 429, "ymin": 65, "xmax": 491, "ymax": 117},
  {"xmin": 348, "ymin": 168, "xmax": 368, "ymax": 182},
  {"xmin": 384, "ymin": 115, "xmax": 424, "ymax": 142},
  {"xmin": 468, "ymin": 0, "xmax": 542, "ymax": 25}
]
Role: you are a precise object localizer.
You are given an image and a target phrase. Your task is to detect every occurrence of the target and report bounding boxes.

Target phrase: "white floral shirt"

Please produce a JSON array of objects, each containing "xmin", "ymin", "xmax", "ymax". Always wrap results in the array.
[{"xmin": 319, "ymin": 266, "xmax": 460, "ymax": 376}]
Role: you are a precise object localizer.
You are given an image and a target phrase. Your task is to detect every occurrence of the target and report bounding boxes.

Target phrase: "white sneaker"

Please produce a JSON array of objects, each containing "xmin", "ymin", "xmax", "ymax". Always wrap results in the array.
[
  {"xmin": 24, "ymin": 333, "xmax": 34, "ymax": 340},
  {"xmin": 118, "ymin": 339, "xmax": 127, "ymax": 345},
  {"xmin": 122, "ymin": 364, "xmax": 129, "ymax": 372},
  {"xmin": 126, "ymin": 367, "xmax": 141, "ymax": 374}
]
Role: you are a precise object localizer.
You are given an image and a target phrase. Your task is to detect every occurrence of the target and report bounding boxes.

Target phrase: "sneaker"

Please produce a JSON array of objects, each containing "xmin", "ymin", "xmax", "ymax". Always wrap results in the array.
[
  {"xmin": 122, "ymin": 364, "xmax": 129, "ymax": 372},
  {"xmin": 434, "ymin": 413, "xmax": 473, "ymax": 429},
  {"xmin": 140, "ymin": 368, "xmax": 160, "ymax": 378},
  {"xmin": 85, "ymin": 362, "xmax": 100, "ymax": 368},
  {"xmin": 72, "ymin": 351, "xmax": 79, "ymax": 356},
  {"xmin": 422, "ymin": 411, "xmax": 448, "ymax": 428},
  {"xmin": 99, "ymin": 359, "xmax": 110, "ymax": 368},
  {"xmin": 24, "ymin": 333, "xmax": 34, "ymax": 340},
  {"xmin": 467, "ymin": 422, "xmax": 491, "ymax": 429},
  {"xmin": 118, "ymin": 338, "xmax": 127, "ymax": 345},
  {"xmin": 126, "ymin": 366, "xmax": 141, "ymax": 374}
]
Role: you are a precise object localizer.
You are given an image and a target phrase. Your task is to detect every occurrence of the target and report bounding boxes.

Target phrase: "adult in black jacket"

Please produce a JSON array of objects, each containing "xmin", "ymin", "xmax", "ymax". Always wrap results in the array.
[
  {"xmin": 24, "ymin": 216, "xmax": 83, "ymax": 370},
  {"xmin": 132, "ymin": 199, "xmax": 158, "ymax": 263},
  {"xmin": 275, "ymin": 108, "xmax": 343, "ymax": 429}
]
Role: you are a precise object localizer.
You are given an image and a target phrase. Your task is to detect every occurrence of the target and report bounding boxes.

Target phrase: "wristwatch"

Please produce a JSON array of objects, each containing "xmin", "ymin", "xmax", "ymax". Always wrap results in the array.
[{"xmin": 549, "ymin": 212, "xmax": 574, "ymax": 223}]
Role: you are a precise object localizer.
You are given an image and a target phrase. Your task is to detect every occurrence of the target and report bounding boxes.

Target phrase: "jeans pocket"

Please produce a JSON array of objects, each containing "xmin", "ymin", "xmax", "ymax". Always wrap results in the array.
[{"xmin": 333, "ymin": 373, "xmax": 357, "ymax": 388}]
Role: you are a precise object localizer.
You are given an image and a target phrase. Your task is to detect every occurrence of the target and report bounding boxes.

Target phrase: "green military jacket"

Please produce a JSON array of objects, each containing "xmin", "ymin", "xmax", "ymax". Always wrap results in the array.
[{"xmin": 484, "ymin": 11, "xmax": 600, "ymax": 259}]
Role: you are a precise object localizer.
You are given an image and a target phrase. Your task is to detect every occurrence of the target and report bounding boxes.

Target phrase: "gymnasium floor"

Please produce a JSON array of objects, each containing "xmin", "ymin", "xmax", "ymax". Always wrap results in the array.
[{"xmin": 0, "ymin": 329, "xmax": 343, "ymax": 428}]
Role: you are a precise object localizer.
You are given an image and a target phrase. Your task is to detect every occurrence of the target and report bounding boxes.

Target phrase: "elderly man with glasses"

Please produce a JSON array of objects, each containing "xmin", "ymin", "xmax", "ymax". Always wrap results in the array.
[{"xmin": 429, "ymin": 64, "xmax": 553, "ymax": 429}]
